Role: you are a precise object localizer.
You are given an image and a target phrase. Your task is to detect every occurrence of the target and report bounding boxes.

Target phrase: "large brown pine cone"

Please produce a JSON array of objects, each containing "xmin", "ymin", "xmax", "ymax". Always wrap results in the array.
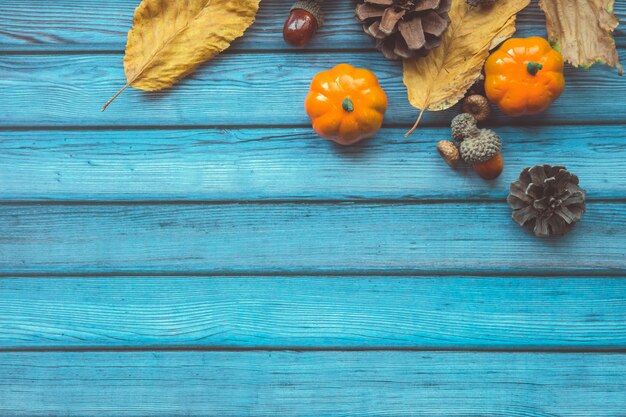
[
  {"xmin": 355, "ymin": 0, "xmax": 452, "ymax": 60},
  {"xmin": 507, "ymin": 165, "xmax": 586, "ymax": 237}
]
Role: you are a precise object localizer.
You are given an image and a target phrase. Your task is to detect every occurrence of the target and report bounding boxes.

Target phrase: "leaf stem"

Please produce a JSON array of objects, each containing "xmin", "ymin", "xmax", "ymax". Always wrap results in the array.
[
  {"xmin": 101, "ymin": 83, "xmax": 130, "ymax": 112},
  {"xmin": 405, "ymin": 108, "xmax": 425, "ymax": 138}
]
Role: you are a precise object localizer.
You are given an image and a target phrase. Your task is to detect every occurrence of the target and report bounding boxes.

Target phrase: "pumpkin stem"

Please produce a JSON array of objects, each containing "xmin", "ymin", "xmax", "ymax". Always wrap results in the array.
[
  {"xmin": 405, "ymin": 108, "xmax": 425, "ymax": 138},
  {"xmin": 526, "ymin": 62, "xmax": 543, "ymax": 76},
  {"xmin": 342, "ymin": 98, "xmax": 354, "ymax": 112}
]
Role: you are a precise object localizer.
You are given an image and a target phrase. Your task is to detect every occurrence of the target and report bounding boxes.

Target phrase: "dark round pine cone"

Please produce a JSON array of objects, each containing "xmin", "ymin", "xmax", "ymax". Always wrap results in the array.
[
  {"xmin": 355, "ymin": 0, "xmax": 452, "ymax": 60},
  {"xmin": 507, "ymin": 165, "xmax": 586, "ymax": 237}
]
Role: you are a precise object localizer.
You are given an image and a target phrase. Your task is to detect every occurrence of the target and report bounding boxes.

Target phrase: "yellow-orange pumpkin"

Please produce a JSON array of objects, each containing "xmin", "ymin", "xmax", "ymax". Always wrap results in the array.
[
  {"xmin": 305, "ymin": 63, "xmax": 387, "ymax": 145},
  {"xmin": 485, "ymin": 36, "xmax": 565, "ymax": 116}
]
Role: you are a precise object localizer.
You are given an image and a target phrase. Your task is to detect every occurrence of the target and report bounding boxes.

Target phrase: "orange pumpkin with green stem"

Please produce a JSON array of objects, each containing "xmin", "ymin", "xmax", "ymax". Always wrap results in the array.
[
  {"xmin": 305, "ymin": 63, "xmax": 387, "ymax": 145},
  {"xmin": 485, "ymin": 36, "xmax": 565, "ymax": 116}
]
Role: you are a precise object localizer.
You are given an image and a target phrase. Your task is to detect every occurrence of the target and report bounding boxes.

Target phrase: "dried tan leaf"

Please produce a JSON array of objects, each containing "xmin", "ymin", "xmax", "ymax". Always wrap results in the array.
[
  {"xmin": 539, "ymin": 0, "xmax": 623, "ymax": 75},
  {"xmin": 103, "ymin": 0, "xmax": 261, "ymax": 111},
  {"xmin": 402, "ymin": 0, "xmax": 530, "ymax": 135}
]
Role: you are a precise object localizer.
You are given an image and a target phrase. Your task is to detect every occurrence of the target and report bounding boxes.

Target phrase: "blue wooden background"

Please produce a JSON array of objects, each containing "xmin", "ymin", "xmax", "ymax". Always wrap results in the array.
[{"xmin": 1, "ymin": 1, "xmax": 626, "ymax": 415}]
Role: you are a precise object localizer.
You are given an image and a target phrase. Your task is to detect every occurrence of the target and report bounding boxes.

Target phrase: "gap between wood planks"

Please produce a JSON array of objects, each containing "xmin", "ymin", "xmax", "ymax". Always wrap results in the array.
[
  {"xmin": 1, "ymin": 271, "xmax": 625, "ymax": 278},
  {"xmin": 4, "ymin": 119, "xmax": 626, "ymax": 130},
  {"xmin": 2, "ymin": 346, "xmax": 626, "ymax": 353},
  {"xmin": 0, "ymin": 198, "xmax": 622, "ymax": 205},
  {"xmin": 0, "ymin": 48, "xmax": 384, "ymax": 55}
]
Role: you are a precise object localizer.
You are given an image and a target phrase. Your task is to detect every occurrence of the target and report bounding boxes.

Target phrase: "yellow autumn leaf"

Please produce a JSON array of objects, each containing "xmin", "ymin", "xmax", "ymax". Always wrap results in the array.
[
  {"xmin": 103, "ymin": 0, "xmax": 261, "ymax": 111},
  {"xmin": 539, "ymin": 0, "xmax": 623, "ymax": 75},
  {"xmin": 402, "ymin": 0, "xmax": 530, "ymax": 136}
]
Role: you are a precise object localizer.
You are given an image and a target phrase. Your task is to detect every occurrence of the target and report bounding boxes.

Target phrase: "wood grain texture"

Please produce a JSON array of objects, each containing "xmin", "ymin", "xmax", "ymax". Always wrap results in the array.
[
  {"xmin": 2, "ymin": 276, "xmax": 626, "ymax": 349},
  {"xmin": 2, "ymin": 1, "xmax": 626, "ymax": 412},
  {"xmin": 0, "ymin": 203, "xmax": 624, "ymax": 275},
  {"xmin": 1, "ymin": 351, "xmax": 626, "ymax": 416},
  {"xmin": 0, "ymin": 51, "xmax": 624, "ymax": 127},
  {"xmin": 0, "ymin": 125, "xmax": 624, "ymax": 201},
  {"xmin": 0, "ymin": 1, "xmax": 624, "ymax": 52}
]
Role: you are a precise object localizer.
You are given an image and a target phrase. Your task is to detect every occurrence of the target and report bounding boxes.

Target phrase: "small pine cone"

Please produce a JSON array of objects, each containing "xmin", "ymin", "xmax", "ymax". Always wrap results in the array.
[
  {"xmin": 507, "ymin": 165, "xmax": 586, "ymax": 237},
  {"xmin": 355, "ymin": 0, "xmax": 452, "ymax": 60}
]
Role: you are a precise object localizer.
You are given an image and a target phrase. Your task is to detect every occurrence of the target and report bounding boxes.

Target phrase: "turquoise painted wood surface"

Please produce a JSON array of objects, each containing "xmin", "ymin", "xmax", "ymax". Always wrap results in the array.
[
  {"xmin": 2, "ymin": 351, "xmax": 626, "ymax": 416},
  {"xmin": 1, "ymin": 276, "xmax": 626, "ymax": 350},
  {"xmin": 0, "ymin": 203, "xmax": 624, "ymax": 275},
  {"xmin": 0, "ymin": 126, "xmax": 625, "ymax": 201},
  {"xmin": 8, "ymin": 1, "xmax": 625, "ymax": 52},
  {"xmin": 1, "ymin": 52, "xmax": 625, "ymax": 127},
  {"xmin": 1, "ymin": 0, "xmax": 626, "ymax": 415}
]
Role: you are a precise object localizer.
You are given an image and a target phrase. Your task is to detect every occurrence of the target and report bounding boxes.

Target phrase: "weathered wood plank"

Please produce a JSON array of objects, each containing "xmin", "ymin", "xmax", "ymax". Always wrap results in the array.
[
  {"xmin": 0, "ymin": 203, "xmax": 623, "ymax": 275},
  {"xmin": 1, "ymin": 126, "xmax": 624, "ymax": 201},
  {"xmin": 0, "ymin": 51, "xmax": 622, "ymax": 127},
  {"xmin": 0, "ymin": 0, "xmax": 624, "ymax": 52},
  {"xmin": 1, "ymin": 276, "xmax": 626, "ymax": 349},
  {"xmin": 1, "ymin": 351, "xmax": 625, "ymax": 416}
]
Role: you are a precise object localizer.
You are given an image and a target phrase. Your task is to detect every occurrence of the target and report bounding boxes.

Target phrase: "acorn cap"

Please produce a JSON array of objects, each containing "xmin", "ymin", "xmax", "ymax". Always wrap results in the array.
[
  {"xmin": 459, "ymin": 129, "xmax": 502, "ymax": 164},
  {"xmin": 462, "ymin": 95, "xmax": 491, "ymax": 122},
  {"xmin": 291, "ymin": 0, "xmax": 324, "ymax": 26},
  {"xmin": 451, "ymin": 113, "xmax": 479, "ymax": 143}
]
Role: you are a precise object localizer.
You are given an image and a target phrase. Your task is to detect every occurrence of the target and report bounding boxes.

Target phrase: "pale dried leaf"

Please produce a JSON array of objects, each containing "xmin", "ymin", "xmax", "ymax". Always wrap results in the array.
[
  {"xmin": 490, "ymin": 16, "xmax": 519, "ymax": 50},
  {"xmin": 539, "ymin": 0, "xmax": 623, "ymax": 75},
  {"xmin": 402, "ymin": 0, "xmax": 529, "ymax": 133},
  {"xmin": 103, "ymin": 0, "xmax": 260, "ymax": 110}
]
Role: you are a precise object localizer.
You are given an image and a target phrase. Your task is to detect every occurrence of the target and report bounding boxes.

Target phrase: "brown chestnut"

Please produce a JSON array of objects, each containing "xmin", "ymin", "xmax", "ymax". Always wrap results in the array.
[
  {"xmin": 283, "ymin": 0, "xmax": 323, "ymax": 47},
  {"xmin": 283, "ymin": 9, "xmax": 318, "ymax": 47}
]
